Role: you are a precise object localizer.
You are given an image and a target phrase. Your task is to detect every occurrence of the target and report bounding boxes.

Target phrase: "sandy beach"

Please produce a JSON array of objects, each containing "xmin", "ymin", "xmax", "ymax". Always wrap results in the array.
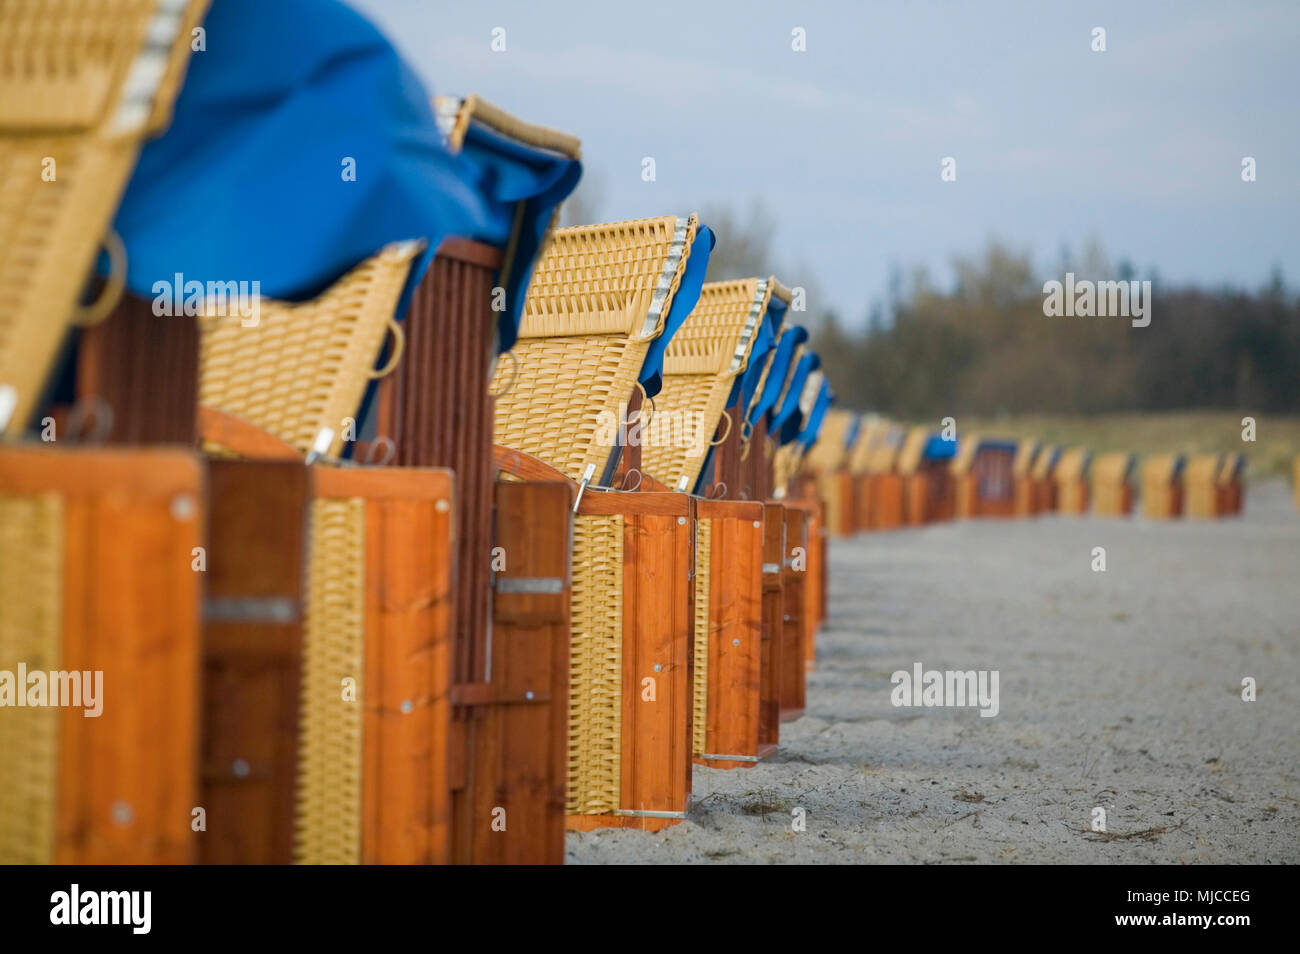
[{"xmin": 568, "ymin": 480, "xmax": 1300, "ymax": 864}]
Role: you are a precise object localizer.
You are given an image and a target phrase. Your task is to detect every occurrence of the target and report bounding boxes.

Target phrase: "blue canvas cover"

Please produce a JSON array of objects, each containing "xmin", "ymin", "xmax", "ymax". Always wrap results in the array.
[
  {"xmin": 734, "ymin": 293, "xmax": 787, "ymax": 410},
  {"xmin": 637, "ymin": 225, "xmax": 715, "ymax": 399},
  {"xmin": 747, "ymin": 325, "xmax": 807, "ymax": 429},
  {"xmin": 452, "ymin": 118, "xmax": 582, "ymax": 352},
  {"xmin": 772, "ymin": 351, "xmax": 821, "ymax": 446},
  {"xmin": 103, "ymin": 0, "xmax": 495, "ymax": 320},
  {"xmin": 843, "ymin": 413, "xmax": 862, "ymax": 451},
  {"xmin": 923, "ymin": 434, "xmax": 959, "ymax": 461},
  {"xmin": 797, "ymin": 381, "xmax": 833, "ymax": 449}
]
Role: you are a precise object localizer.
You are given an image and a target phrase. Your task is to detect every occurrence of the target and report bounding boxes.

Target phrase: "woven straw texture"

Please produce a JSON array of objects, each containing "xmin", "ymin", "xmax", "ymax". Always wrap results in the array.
[
  {"xmin": 642, "ymin": 278, "xmax": 770, "ymax": 487},
  {"xmin": 567, "ymin": 514, "xmax": 624, "ymax": 815},
  {"xmin": 1092, "ymin": 452, "xmax": 1134, "ymax": 515},
  {"xmin": 295, "ymin": 497, "xmax": 366, "ymax": 864},
  {"xmin": 0, "ymin": 0, "xmax": 208, "ymax": 434},
  {"xmin": 200, "ymin": 243, "xmax": 420, "ymax": 459},
  {"xmin": 804, "ymin": 409, "xmax": 853, "ymax": 475},
  {"xmin": 1217, "ymin": 452, "xmax": 1243, "ymax": 485},
  {"xmin": 772, "ymin": 443, "xmax": 800, "ymax": 492},
  {"xmin": 1185, "ymin": 453, "xmax": 1221, "ymax": 517},
  {"xmin": 1011, "ymin": 440, "xmax": 1038, "ymax": 477},
  {"xmin": 1031, "ymin": 445, "xmax": 1060, "ymax": 480},
  {"xmin": 492, "ymin": 215, "xmax": 698, "ymax": 482},
  {"xmin": 848, "ymin": 419, "xmax": 885, "ymax": 475},
  {"xmin": 691, "ymin": 517, "xmax": 712, "ymax": 758},
  {"xmin": 0, "ymin": 494, "xmax": 63, "ymax": 864},
  {"xmin": 896, "ymin": 427, "xmax": 931, "ymax": 476}
]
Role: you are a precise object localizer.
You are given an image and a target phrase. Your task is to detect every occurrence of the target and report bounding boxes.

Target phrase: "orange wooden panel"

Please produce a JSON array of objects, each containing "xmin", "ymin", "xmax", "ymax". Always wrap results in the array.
[
  {"xmin": 0, "ymin": 447, "xmax": 202, "ymax": 865},
  {"xmin": 454, "ymin": 480, "xmax": 571, "ymax": 864},
  {"xmin": 696, "ymin": 499, "xmax": 763, "ymax": 769},
  {"xmin": 201, "ymin": 459, "xmax": 308, "ymax": 865},
  {"xmin": 779, "ymin": 507, "xmax": 806, "ymax": 720},
  {"xmin": 617, "ymin": 503, "xmax": 695, "ymax": 830}
]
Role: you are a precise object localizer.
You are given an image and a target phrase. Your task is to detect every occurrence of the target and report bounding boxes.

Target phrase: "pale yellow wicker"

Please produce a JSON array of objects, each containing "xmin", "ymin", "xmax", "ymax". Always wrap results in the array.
[
  {"xmin": 567, "ymin": 513, "xmax": 624, "ymax": 815},
  {"xmin": 1092, "ymin": 451, "xmax": 1135, "ymax": 516},
  {"xmin": 949, "ymin": 432, "xmax": 982, "ymax": 476},
  {"xmin": 0, "ymin": 494, "xmax": 63, "ymax": 864},
  {"xmin": 691, "ymin": 516, "xmax": 712, "ymax": 758},
  {"xmin": 772, "ymin": 443, "xmax": 800, "ymax": 493},
  {"xmin": 492, "ymin": 215, "xmax": 699, "ymax": 483},
  {"xmin": 896, "ymin": 427, "xmax": 931, "ymax": 476},
  {"xmin": 1031, "ymin": 445, "xmax": 1060, "ymax": 481},
  {"xmin": 0, "ymin": 0, "xmax": 209, "ymax": 434},
  {"xmin": 865, "ymin": 424, "xmax": 905, "ymax": 475},
  {"xmin": 1184, "ymin": 453, "xmax": 1222, "ymax": 518},
  {"xmin": 640, "ymin": 278, "xmax": 771, "ymax": 487},
  {"xmin": 1217, "ymin": 452, "xmax": 1243, "ymax": 486},
  {"xmin": 848, "ymin": 418, "xmax": 886, "ymax": 475},
  {"xmin": 1012, "ymin": 440, "xmax": 1038, "ymax": 478},
  {"xmin": 294, "ymin": 497, "xmax": 367, "ymax": 865},
  {"xmin": 199, "ymin": 242, "xmax": 421, "ymax": 459}
]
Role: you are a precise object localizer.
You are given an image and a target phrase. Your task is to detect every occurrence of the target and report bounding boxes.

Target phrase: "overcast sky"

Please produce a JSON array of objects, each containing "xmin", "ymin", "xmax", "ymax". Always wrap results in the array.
[{"xmin": 351, "ymin": 0, "xmax": 1299, "ymax": 327}]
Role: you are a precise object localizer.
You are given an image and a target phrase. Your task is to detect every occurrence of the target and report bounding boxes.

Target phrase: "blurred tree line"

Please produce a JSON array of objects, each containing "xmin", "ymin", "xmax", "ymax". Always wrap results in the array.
[
  {"xmin": 811, "ymin": 242, "xmax": 1300, "ymax": 417},
  {"xmin": 561, "ymin": 184, "xmax": 1298, "ymax": 416}
]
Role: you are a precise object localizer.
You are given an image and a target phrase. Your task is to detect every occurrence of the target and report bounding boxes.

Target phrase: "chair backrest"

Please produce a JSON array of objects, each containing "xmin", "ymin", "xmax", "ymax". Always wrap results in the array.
[
  {"xmin": 491, "ymin": 214, "xmax": 700, "ymax": 483},
  {"xmin": 639, "ymin": 277, "xmax": 771, "ymax": 488},
  {"xmin": 0, "ymin": 0, "xmax": 210, "ymax": 434},
  {"xmin": 198, "ymin": 242, "xmax": 422, "ymax": 459}
]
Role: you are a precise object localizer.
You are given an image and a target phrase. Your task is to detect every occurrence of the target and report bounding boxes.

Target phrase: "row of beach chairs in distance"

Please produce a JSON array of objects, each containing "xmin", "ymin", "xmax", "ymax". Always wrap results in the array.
[
  {"xmin": 0, "ymin": 0, "xmax": 836, "ymax": 864},
  {"xmin": 795, "ymin": 412, "xmax": 1252, "ymax": 538}
]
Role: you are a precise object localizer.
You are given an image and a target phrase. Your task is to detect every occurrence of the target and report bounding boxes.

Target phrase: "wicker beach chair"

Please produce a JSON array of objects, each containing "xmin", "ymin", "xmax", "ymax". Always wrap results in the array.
[
  {"xmin": 492, "ymin": 215, "xmax": 700, "ymax": 485},
  {"xmin": 1012, "ymin": 439, "xmax": 1041, "ymax": 516},
  {"xmin": 1184, "ymin": 453, "xmax": 1222, "ymax": 519},
  {"xmin": 640, "ymin": 278, "xmax": 771, "ymax": 489},
  {"xmin": 629, "ymin": 278, "xmax": 771, "ymax": 769},
  {"xmin": 0, "ymin": 446, "xmax": 203, "ymax": 864},
  {"xmin": 1092, "ymin": 452, "xmax": 1137, "ymax": 516},
  {"xmin": 1140, "ymin": 454, "xmax": 1184, "ymax": 519},
  {"xmin": 1054, "ymin": 448, "xmax": 1091, "ymax": 514},
  {"xmin": 952, "ymin": 436, "xmax": 1018, "ymax": 519},
  {"xmin": 492, "ymin": 215, "xmax": 705, "ymax": 830},
  {"xmin": 198, "ymin": 242, "xmax": 423, "ymax": 460},
  {"xmin": 0, "ymin": 0, "xmax": 209, "ymax": 435},
  {"xmin": 804, "ymin": 409, "xmax": 855, "ymax": 537}
]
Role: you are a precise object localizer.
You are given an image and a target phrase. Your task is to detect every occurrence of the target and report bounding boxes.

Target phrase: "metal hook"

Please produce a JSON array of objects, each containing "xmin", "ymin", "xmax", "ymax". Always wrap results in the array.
[
  {"xmin": 365, "ymin": 436, "xmax": 396, "ymax": 466},
  {"xmin": 64, "ymin": 396, "xmax": 115, "ymax": 443}
]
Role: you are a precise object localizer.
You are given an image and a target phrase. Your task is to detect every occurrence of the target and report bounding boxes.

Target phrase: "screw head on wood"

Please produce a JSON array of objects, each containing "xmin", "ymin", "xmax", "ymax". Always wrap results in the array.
[
  {"xmin": 110, "ymin": 800, "xmax": 134, "ymax": 827},
  {"xmin": 653, "ymin": 664, "xmax": 662, "ymax": 672},
  {"xmin": 677, "ymin": 516, "xmax": 686, "ymax": 525},
  {"xmin": 400, "ymin": 699, "xmax": 414, "ymax": 714},
  {"xmin": 170, "ymin": 493, "xmax": 196, "ymax": 521},
  {"xmin": 733, "ymin": 639, "xmax": 740, "ymax": 646},
  {"xmin": 753, "ymin": 521, "xmax": 761, "ymax": 529},
  {"xmin": 232, "ymin": 758, "xmax": 250, "ymax": 778},
  {"xmin": 435, "ymin": 499, "xmax": 450, "ymax": 512}
]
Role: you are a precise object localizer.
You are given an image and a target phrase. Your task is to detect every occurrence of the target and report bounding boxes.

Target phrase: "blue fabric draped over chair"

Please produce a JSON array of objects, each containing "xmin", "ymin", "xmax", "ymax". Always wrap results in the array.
[
  {"xmin": 103, "ymin": 0, "xmax": 494, "ymax": 320},
  {"xmin": 771, "ymin": 350, "xmax": 820, "ymax": 446},
  {"xmin": 451, "ymin": 119, "xmax": 582, "ymax": 353},
  {"xmin": 637, "ymin": 225, "xmax": 715, "ymax": 400},
  {"xmin": 797, "ymin": 381, "xmax": 833, "ymax": 450}
]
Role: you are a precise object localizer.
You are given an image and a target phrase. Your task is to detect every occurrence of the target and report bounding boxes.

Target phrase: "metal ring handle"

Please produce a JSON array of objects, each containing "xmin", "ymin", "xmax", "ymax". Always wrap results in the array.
[
  {"xmin": 488, "ymin": 350, "xmax": 518, "ymax": 399},
  {"xmin": 708, "ymin": 410, "xmax": 733, "ymax": 447},
  {"xmin": 365, "ymin": 436, "xmax": 396, "ymax": 466},
  {"xmin": 619, "ymin": 468, "xmax": 643, "ymax": 492},
  {"xmin": 627, "ymin": 380, "xmax": 655, "ymax": 428},
  {"xmin": 72, "ymin": 230, "xmax": 126, "ymax": 327},
  {"xmin": 64, "ymin": 396, "xmax": 115, "ymax": 443},
  {"xmin": 368, "ymin": 319, "xmax": 406, "ymax": 379}
]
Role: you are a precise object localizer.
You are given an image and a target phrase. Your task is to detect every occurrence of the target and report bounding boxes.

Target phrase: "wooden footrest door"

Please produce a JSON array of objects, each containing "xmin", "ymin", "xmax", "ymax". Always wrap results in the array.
[
  {"xmin": 0, "ymin": 446, "xmax": 203, "ymax": 864},
  {"xmin": 693, "ymin": 498, "xmax": 764, "ymax": 770},
  {"xmin": 451, "ymin": 479, "xmax": 571, "ymax": 864},
  {"xmin": 566, "ymin": 491, "xmax": 695, "ymax": 832},
  {"xmin": 202, "ymin": 461, "xmax": 455, "ymax": 864}
]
